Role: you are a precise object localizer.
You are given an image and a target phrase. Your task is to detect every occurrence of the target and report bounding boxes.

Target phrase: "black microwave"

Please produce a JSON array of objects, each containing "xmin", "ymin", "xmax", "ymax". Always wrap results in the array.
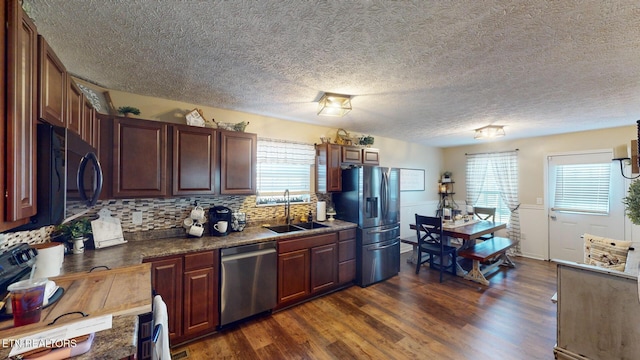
[{"xmin": 17, "ymin": 123, "xmax": 103, "ymax": 230}]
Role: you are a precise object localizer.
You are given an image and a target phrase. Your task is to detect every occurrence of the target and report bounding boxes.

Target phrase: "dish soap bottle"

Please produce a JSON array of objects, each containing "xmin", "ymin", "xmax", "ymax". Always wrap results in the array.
[{"xmin": 308, "ymin": 210, "xmax": 313, "ymax": 223}]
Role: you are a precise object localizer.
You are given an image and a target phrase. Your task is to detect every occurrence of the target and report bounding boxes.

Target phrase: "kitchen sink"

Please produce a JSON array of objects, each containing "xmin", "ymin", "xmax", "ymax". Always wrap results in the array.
[
  {"xmin": 292, "ymin": 222, "xmax": 329, "ymax": 230},
  {"xmin": 266, "ymin": 222, "xmax": 330, "ymax": 233},
  {"xmin": 266, "ymin": 224, "xmax": 305, "ymax": 233}
]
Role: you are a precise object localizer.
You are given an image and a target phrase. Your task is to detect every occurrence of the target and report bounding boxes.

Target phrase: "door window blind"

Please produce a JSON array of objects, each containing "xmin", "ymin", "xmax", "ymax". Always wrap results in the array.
[
  {"xmin": 552, "ymin": 163, "xmax": 611, "ymax": 214},
  {"xmin": 256, "ymin": 139, "xmax": 315, "ymax": 205}
]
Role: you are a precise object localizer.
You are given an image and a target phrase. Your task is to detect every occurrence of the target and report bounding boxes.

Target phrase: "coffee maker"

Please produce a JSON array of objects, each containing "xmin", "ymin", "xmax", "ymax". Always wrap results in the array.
[{"xmin": 209, "ymin": 206, "xmax": 232, "ymax": 236}]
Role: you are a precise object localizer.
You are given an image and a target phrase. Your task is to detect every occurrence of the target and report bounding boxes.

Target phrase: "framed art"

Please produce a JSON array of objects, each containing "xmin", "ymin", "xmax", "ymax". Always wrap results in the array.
[{"xmin": 400, "ymin": 168, "xmax": 425, "ymax": 191}]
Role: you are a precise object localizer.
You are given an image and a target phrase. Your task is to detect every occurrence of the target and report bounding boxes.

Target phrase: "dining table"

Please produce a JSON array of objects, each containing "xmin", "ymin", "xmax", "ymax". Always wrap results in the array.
[{"xmin": 407, "ymin": 219, "xmax": 507, "ymax": 279}]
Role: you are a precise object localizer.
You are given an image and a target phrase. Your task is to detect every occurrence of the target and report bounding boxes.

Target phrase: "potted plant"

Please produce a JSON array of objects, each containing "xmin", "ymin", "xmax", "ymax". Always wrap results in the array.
[
  {"xmin": 56, "ymin": 218, "xmax": 93, "ymax": 254},
  {"xmin": 358, "ymin": 135, "xmax": 375, "ymax": 147},
  {"xmin": 623, "ymin": 180, "xmax": 640, "ymax": 225},
  {"xmin": 117, "ymin": 106, "xmax": 141, "ymax": 117}
]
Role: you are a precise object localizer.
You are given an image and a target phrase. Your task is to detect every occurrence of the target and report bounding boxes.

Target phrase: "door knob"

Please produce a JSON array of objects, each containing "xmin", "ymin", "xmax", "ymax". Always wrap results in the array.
[{"xmin": 550, "ymin": 215, "xmax": 557, "ymax": 220}]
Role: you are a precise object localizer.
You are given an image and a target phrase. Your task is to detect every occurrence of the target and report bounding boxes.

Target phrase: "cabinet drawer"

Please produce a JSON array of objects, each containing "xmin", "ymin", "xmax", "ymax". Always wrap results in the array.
[
  {"xmin": 338, "ymin": 239, "xmax": 356, "ymax": 262},
  {"xmin": 184, "ymin": 250, "xmax": 216, "ymax": 271},
  {"xmin": 338, "ymin": 228, "xmax": 356, "ymax": 241},
  {"xmin": 279, "ymin": 233, "xmax": 337, "ymax": 253}
]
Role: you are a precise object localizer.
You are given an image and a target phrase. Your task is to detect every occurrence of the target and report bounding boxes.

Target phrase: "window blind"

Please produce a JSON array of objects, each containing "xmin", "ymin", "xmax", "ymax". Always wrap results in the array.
[
  {"xmin": 552, "ymin": 163, "xmax": 611, "ymax": 214},
  {"xmin": 256, "ymin": 139, "xmax": 315, "ymax": 204}
]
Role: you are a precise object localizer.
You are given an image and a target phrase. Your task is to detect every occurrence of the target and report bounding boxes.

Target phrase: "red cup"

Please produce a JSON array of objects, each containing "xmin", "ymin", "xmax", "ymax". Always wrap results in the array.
[{"xmin": 7, "ymin": 278, "xmax": 47, "ymax": 327}]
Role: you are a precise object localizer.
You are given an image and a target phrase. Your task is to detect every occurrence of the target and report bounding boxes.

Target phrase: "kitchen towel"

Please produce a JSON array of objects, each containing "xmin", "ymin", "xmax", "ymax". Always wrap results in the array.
[
  {"xmin": 153, "ymin": 295, "xmax": 171, "ymax": 360},
  {"xmin": 317, "ymin": 201, "xmax": 326, "ymax": 222},
  {"xmin": 31, "ymin": 242, "xmax": 64, "ymax": 279}
]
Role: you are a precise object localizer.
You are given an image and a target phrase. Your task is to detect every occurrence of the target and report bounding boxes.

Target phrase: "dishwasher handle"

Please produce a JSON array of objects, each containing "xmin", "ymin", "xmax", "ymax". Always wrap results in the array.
[{"xmin": 221, "ymin": 248, "xmax": 276, "ymax": 262}]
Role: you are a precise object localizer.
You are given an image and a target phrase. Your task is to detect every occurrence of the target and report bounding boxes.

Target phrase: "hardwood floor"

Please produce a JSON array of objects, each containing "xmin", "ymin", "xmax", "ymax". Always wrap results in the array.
[{"xmin": 174, "ymin": 253, "xmax": 558, "ymax": 359}]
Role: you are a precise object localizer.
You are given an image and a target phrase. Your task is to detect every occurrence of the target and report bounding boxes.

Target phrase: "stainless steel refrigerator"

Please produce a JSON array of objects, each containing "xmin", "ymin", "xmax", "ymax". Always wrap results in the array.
[{"xmin": 332, "ymin": 166, "xmax": 400, "ymax": 287}]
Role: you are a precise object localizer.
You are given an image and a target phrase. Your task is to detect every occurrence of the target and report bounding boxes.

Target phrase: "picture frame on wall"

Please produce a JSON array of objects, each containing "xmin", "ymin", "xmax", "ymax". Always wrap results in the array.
[{"xmin": 400, "ymin": 168, "xmax": 425, "ymax": 191}]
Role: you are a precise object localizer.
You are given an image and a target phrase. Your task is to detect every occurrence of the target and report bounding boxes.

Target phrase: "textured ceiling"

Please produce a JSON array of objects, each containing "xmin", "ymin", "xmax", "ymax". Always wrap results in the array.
[{"xmin": 24, "ymin": 0, "xmax": 640, "ymax": 147}]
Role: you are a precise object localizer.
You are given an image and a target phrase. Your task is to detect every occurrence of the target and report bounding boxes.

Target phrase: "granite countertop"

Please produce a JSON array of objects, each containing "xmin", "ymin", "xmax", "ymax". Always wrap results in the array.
[{"xmin": 60, "ymin": 220, "xmax": 357, "ymax": 274}]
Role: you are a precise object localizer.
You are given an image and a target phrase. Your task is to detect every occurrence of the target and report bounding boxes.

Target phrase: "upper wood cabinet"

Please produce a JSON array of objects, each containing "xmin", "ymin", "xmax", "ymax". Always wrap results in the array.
[
  {"xmin": 112, "ymin": 117, "xmax": 168, "ymax": 198},
  {"xmin": 3, "ymin": 1, "xmax": 38, "ymax": 224},
  {"xmin": 219, "ymin": 130, "xmax": 257, "ymax": 195},
  {"xmin": 81, "ymin": 96, "xmax": 96, "ymax": 145},
  {"xmin": 37, "ymin": 36, "xmax": 66, "ymax": 127},
  {"xmin": 341, "ymin": 146, "xmax": 379, "ymax": 166},
  {"xmin": 316, "ymin": 143, "xmax": 342, "ymax": 193},
  {"xmin": 172, "ymin": 124, "xmax": 217, "ymax": 196},
  {"xmin": 66, "ymin": 77, "xmax": 83, "ymax": 136}
]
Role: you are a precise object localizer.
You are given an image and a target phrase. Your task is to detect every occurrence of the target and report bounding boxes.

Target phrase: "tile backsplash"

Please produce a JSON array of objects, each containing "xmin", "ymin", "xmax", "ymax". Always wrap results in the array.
[{"xmin": 2, "ymin": 193, "xmax": 333, "ymax": 247}]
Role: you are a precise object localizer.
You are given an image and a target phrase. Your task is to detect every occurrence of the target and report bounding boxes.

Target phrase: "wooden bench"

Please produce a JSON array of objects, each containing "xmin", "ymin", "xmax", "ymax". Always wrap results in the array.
[
  {"xmin": 457, "ymin": 237, "xmax": 518, "ymax": 285},
  {"xmin": 401, "ymin": 237, "xmax": 419, "ymax": 264}
]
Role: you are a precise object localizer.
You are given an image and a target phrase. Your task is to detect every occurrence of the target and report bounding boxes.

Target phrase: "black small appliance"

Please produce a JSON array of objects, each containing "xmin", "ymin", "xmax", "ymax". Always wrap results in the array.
[{"xmin": 209, "ymin": 206, "xmax": 232, "ymax": 236}]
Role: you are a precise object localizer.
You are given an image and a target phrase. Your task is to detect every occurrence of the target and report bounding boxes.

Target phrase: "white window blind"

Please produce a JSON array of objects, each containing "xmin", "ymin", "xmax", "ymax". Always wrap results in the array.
[
  {"xmin": 552, "ymin": 163, "xmax": 611, "ymax": 214},
  {"xmin": 256, "ymin": 139, "xmax": 315, "ymax": 205}
]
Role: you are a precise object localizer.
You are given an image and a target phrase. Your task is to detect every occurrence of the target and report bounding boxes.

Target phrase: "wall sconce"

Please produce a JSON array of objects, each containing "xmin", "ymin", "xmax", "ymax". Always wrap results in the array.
[
  {"xmin": 612, "ymin": 120, "xmax": 640, "ymax": 179},
  {"xmin": 474, "ymin": 125, "xmax": 505, "ymax": 140},
  {"xmin": 317, "ymin": 93, "xmax": 352, "ymax": 117}
]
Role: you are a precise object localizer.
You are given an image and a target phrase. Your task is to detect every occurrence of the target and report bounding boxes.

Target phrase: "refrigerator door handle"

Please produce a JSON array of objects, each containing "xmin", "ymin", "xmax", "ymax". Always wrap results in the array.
[
  {"xmin": 368, "ymin": 225, "xmax": 400, "ymax": 234},
  {"xmin": 366, "ymin": 239, "xmax": 400, "ymax": 251},
  {"xmin": 381, "ymin": 170, "xmax": 389, "ymax": 218}
]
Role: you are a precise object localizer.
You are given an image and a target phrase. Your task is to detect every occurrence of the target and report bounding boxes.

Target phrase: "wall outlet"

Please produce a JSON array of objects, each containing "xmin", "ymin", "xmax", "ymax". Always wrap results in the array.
[
  {"xmin": 132, "ymin": 211, "xmax": 143, "ymax": 225},
  {"xmin": 536, "ymin": 197, "xmax": 543, "ymax": 205}
]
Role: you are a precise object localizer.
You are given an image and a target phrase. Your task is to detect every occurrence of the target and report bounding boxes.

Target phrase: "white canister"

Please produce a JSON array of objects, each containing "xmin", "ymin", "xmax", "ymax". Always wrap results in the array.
[
  {"xmin": 317, "ymin": 201, "xmax": 327, "ymax": 222},
  {"xmin": 31, "ymin": 242, "xmax": 65, "ymax": 278}
]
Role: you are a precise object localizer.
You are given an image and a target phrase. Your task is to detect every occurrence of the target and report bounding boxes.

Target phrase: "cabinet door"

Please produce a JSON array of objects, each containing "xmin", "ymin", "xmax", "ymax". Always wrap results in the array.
[
  {"xmin": 66, "ymin": 77, "xmax": 83, "ymax": 136},
  {"xmin": 183, "ymin": 267, "xmax": 217, "ymax": 336},
  {"xmin": 113, "ymin": 117, "xmax": 168, "ymax": 197},
  {"xmin": 4, "ymin": 2, "xmax": 37, "ymax": 222},
  {"xmin": 315, "ymin": 143, "xmax": 341, "ymax": 193},
  {"xmin": 172, "ymin": 125, "xmax": 217, "ymax": 195},
  {"xmin": 362, "ymin": 148, "xmax": 380, "ymax": 165},
  {"xmin": 37, "ymin": 36, "xmax": 66, "ymax": 127},
  {"xmin": 219, "ymin": 130, "xmax": 256, "ymax": 194},
  {"xmin": 278, "ymin": 249, "xmax": 310, "ymax": 304},
  {"xmin": 341, "ymin": 146, "xmax": 362, "ymax": 164},
  {"xmin": 148, "ymin": 257, "xmax": 183, "ymax": 342},
  {"xmin": 81, "ymin": 97, "xmax": 95, "ymax": 145},
  {"xmin": 310, "ymin": 243, "xmax": 338, "ymax": 293}
]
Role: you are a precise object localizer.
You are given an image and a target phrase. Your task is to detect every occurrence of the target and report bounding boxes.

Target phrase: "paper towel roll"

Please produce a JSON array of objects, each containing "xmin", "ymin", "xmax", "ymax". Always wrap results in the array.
[
  {"xmin": 317, "ymin": 201, "xmax": 327, "ymax": 222},
  {"xmin": 32, "ymin": 242, "xmax": 64, "ymax": 279}
]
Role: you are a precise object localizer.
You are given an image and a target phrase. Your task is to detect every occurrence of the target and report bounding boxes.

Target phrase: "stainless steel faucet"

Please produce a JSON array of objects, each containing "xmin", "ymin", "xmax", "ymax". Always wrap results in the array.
[{"xmin": 284, "ymin": 189, "xmax": 291, "ymax": 224}]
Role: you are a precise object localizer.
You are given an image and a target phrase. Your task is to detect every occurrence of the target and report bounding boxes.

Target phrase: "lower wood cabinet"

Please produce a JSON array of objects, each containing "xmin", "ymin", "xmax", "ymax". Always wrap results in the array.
[
  {"xmin": 277, "ymin": 231, "xmax": 347, "ymax": 309},
  {"xmin": 338, "ymin": 228, "xmax": 357, "ymax": 284},
  {"xmin": 145, "ymin": 250, "xmax": 219, "ymax": 345}
]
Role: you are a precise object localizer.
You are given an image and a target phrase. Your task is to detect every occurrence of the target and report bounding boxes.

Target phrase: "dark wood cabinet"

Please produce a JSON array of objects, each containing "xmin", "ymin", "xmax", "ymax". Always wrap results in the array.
[
  {"xmin": 146, "ymin": 250, "xmax": 219, "ymax": 345},
  {"xmin": 362, "ymin": 147, "xmax": 380, "ymax": 165},
  {"xmin": 37, "ymin": 36, "xmax": 66, "ymax": 127},
  {"xmin": 219, "ymin": 130, "xmax": 256, "ymax": 195},
  {"xmin": 3, "ymin": 0, "xmax": 37, "ymax": 224},
  {"xmin": 172, "ymin": 125, "xmax": 217, "ymax": 196},
  {"xmin": 315, "ymin": 143, "xmax": 342, "ymax": 193},
  {"xmin": 66, "ymin": 77, "xmax": 83, "ymax": 136},
  {"xmin": 338, "ymin": 228, "xmax": 357, "ymax": 284},
  {"xmin": 148, "ymin": 256, "xmax": 183, "ymax": 342},
  {"xmin": 112, "ymin": 117, "xmax": 168, "ymax": 198},
  {"xmin": 82, "ymin": 96, "xmax": 96, "ymax": 145},
  {"xmin": 310, "ymin": 243, "xmax": 338, "ymax": 292},
  {"xmin": 342, "ymin": 146, "xmax": 380, "ymax": 166},
  {"xmin": 277, "ymin": 232, "xmax": 340, "ymax": 308},
  {"xmin": 278, "ymin": 249, "xmax": 310, "ymax": 303}
]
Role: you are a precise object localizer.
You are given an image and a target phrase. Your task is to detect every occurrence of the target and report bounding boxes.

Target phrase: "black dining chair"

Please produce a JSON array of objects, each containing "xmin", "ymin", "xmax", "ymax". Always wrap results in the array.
[
  {"xmin": 474, "ymin": 206, "xmax": 496, "ymax": 241},
  {"xmin": 415, "ymin": 214, "xmax": 457, "ymax": 282}
]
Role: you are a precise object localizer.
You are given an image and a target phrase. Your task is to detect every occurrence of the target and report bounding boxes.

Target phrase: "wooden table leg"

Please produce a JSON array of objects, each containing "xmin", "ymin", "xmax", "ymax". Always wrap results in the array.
[{"xmin": 463, "ymin": 260, "xmax": 490, "ymax": 286}]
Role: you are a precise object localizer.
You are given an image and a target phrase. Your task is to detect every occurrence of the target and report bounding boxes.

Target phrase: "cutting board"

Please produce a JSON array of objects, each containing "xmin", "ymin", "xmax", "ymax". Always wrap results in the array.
[
  {"xmin": 91, "ymin": 208, "xmax": 127, "ymax": 249},
  {"xmin": 0, "ymin": 263, "xmax": 152, "ymax": 339}
]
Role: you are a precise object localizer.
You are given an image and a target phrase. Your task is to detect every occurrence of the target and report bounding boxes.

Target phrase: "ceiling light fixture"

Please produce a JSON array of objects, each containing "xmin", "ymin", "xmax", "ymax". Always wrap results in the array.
[
  {"xmin": 317, "ymin": 93, "xmax": 352, "ymax": 117},
  {"xmin": 474, "ymin": 125, "xmax": 505, "ymax": 140}
]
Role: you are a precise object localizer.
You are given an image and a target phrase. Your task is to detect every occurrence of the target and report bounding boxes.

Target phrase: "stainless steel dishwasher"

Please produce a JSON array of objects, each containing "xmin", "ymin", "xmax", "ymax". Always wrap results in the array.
[{"xmin": 220, "ymin": 241, "xmax": 277, "ymax": 326}]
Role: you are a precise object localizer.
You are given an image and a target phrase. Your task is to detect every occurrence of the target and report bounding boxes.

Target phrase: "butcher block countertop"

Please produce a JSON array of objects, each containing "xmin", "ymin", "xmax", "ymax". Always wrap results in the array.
[{"xmin": 0, "ymin": 264, "xmax": 152, "ymax": 359}]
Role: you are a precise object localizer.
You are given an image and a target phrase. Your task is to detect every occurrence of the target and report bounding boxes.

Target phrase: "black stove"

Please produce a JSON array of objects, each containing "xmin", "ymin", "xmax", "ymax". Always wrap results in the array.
[{"xmin": 0, "ymin": 243, "xmax": 38, "ymax": 295}]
